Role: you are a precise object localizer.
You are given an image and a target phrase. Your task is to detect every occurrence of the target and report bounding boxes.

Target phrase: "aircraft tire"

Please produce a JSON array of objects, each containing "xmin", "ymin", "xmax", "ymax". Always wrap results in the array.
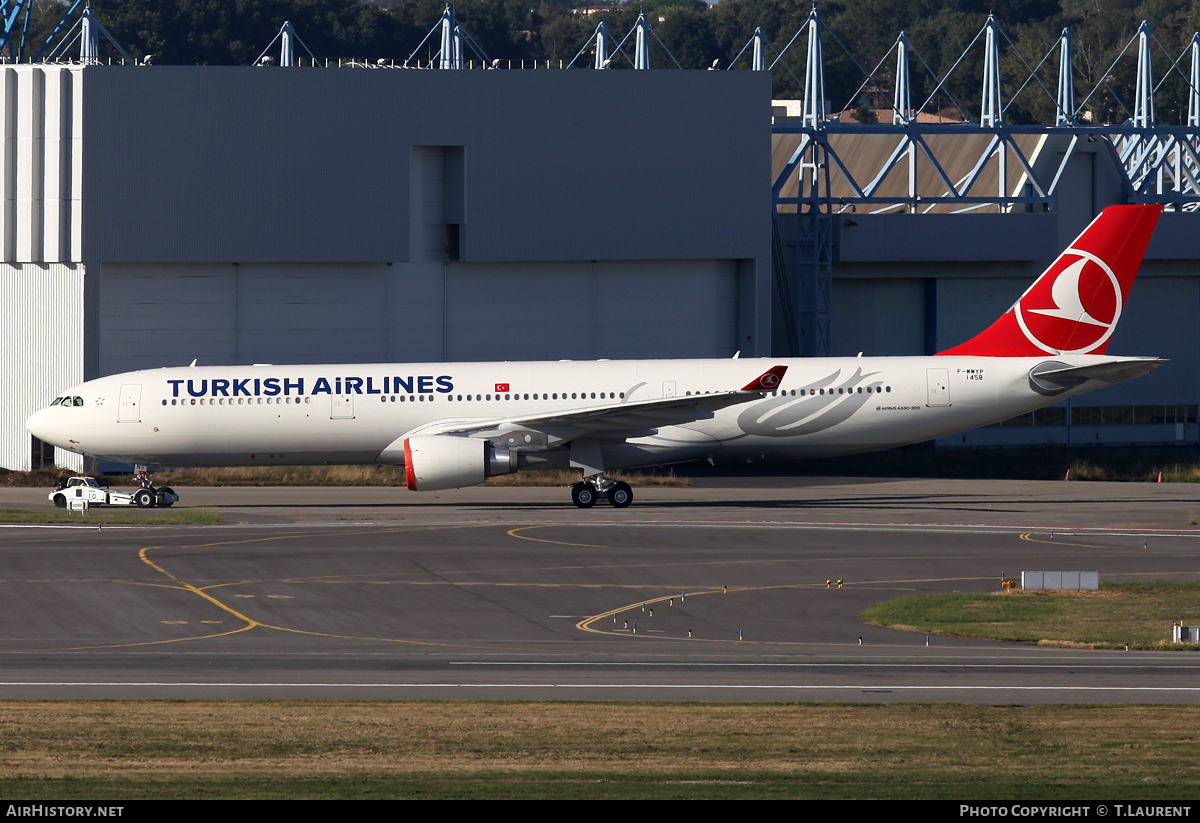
[
  {"xmin": 52, "ymin": 494, "xmax": 66, "ymax": 509},
  {"xmin": 158, "ymin": 487, "xmax": 176, "ymax": 507},
  {"xmin": 608, "ymin": 481, "xmax": 633, "ymax": 509},
  {"xmin": 571, "ymin": 482, "xmax": 597, "ymax": 509},
  {"xmin": 133, "ymin": 488, "xmax": 156, "ymax": 508}
]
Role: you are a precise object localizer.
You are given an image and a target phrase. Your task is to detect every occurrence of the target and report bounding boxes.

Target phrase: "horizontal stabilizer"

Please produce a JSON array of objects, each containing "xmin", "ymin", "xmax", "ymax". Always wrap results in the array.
[{"xmin": 1028, "ymin": 358, "xmax": 1166, "ymax": 395}]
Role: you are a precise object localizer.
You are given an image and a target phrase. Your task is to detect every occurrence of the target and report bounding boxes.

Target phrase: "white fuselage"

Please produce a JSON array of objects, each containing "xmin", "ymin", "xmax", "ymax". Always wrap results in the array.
[{"xmin": 26, "ymin": 355, "xmax": 1145, "ymax": 470}]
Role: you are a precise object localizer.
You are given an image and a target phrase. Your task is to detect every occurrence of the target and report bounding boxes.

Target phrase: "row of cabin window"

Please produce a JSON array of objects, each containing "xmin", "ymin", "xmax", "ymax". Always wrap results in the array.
[
  {"xmin": 162, "ymin": 391, "xmax": 629, "ymax": 407},
  {"xmin": 165, "ymin": 397, "xmax": 309, "ymax": 406},
  {"xmin": 396, "ymin": 392, "xmax": 626, "ymax": 402},
  {"xmin": 161, "ymin": 387, "xmax": 894, "ymax": 408},
  {"xmin": 768, "ymin": 386, "xmax": 891, "ymax": 396}
]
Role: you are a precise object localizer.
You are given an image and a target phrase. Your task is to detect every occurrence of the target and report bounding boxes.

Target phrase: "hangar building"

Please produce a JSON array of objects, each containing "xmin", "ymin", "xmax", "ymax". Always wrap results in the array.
[{"xmin": 1, "ymin": 65, "xmax": 771, "ymax": 470}]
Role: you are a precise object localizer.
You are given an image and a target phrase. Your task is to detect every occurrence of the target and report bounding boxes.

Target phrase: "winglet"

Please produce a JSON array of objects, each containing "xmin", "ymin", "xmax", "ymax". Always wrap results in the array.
[
  {"xmin": 741, "ymin": 365, "xmax": 787, "ymax": 391},
  {"xmin": 937, "ymin": 205, "xmax": 1162, "ymax": 357}
]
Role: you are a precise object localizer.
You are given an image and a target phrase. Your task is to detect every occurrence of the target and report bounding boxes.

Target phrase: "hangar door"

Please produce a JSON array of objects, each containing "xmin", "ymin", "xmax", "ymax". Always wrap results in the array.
[
  {"xmin": 444, "ymin": 260, "xmax": 740, "ymax": 361},
  {"xmin": 98, "ymin": 259, "xmax": 745, "ymax": 372},
  {"xmin": 98, "ymin": 264, "xmax": 391, "ymax": 374}
]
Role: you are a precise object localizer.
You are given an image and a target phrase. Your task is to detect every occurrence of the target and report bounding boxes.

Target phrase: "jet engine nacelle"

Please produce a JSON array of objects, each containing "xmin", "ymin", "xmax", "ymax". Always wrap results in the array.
[{"xmin": 402, "ymin": 434, "xmax": 517, "ymax": 491}]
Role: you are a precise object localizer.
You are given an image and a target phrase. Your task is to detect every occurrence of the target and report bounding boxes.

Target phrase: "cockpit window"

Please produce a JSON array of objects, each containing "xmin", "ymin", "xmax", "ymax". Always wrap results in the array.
[
  {"xmin": 73, "ymin": 397, "xmax": 83, "ymax": 406},
  {"xmin": 50, "ymin": 398, "xmax": 62, "ymax": 406}
]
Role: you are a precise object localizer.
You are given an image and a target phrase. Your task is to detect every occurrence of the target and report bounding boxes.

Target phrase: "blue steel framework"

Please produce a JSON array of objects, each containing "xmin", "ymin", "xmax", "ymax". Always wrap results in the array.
[{"xmin": 769, "ymin": 9, "xmax": 1200, "ymax": 355}]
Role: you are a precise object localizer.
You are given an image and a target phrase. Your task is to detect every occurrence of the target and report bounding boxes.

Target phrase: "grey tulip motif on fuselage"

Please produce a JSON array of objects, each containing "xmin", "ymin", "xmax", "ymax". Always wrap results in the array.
[{"xmin": 735, "ymin": 367, "xmax": 883, "ymax": 437}]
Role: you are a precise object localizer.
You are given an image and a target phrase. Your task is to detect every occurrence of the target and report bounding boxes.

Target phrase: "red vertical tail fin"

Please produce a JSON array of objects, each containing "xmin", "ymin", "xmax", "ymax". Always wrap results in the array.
[{"xmin": 937, "ymin": 205, "xmax": 1162, "ymax": 357}]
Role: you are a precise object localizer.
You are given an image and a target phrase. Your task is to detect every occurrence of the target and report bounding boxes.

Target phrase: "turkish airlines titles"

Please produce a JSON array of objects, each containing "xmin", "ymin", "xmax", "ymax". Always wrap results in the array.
[{"xmin": 166, "ymin": 375, "xmax": 456, "ymax": 399}]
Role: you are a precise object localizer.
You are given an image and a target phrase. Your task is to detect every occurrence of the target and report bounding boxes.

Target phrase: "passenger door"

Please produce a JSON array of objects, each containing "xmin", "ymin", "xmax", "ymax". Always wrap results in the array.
[
  {"xmin": 118, "ymin": 384, "xmax": 142, "ymax": 422},
  {"xmin": 926, "ymin": 369, "xmax": 950, "ymax": 407}
]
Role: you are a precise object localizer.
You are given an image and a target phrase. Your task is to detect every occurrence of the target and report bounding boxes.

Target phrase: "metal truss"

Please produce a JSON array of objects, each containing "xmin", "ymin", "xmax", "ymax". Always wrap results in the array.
[
  {"xmin": 774, "ymin": 123, "xmax": 1200, "ymax": 215},
  {"xmin": 406, "ymin": 6, "xmax": 489, "ymax": 69},
  {"xmin": 774, "ymin": 12, "xmax": 1200, "ymax": 214},
  {"xmin": 769, "ymin": 10, "xmax": 1200, "ymax": 355}
]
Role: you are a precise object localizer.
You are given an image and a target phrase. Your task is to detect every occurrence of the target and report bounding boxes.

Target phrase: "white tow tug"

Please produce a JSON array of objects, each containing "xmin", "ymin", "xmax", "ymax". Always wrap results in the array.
[{"xmin": 50, "ymin": 476, "xmax": 178, "ymax": 509}]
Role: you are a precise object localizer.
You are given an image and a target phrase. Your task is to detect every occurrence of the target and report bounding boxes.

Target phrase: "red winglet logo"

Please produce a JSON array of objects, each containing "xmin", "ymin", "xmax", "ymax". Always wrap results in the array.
[
  {"xmin": 938, "ymin": 205, "xmax": 1162, "ymax": 357},
  {"xmin": 742, "ymin": 365, "xmax": 787, "ymax": 391}
]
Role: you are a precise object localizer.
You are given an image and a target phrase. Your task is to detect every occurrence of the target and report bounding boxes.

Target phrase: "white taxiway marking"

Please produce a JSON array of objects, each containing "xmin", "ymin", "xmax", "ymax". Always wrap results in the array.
[
  {"xmin": 3, "ymin": 519, "xmax": 1197, "ymax": 540},
  {"xmin": 450, "ymin": 661, "xmax": 1200, "ymax": 670},
  {"xmin": 0, "ymin": 681, "xmax": 1199, "ymax": 692}
]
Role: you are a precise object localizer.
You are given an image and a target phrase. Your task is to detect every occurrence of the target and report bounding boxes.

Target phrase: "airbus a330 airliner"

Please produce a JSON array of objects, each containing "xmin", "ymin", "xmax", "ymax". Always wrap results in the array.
[{"xmin": 27, "ymin": 205, "xmax": 1165, "ymax": 508}]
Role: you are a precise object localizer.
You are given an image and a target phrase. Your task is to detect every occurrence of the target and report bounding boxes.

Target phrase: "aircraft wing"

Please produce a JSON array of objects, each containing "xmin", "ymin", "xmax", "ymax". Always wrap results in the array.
[{"xmin": 429, "ymin": 365, "xmax": 788, "ymax": 442}]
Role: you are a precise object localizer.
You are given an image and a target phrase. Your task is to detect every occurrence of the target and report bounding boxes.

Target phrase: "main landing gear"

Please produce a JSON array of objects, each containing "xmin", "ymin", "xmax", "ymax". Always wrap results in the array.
[{"xmin": 571, "ymin": 476, "xmax": 633, "ymax": 509}]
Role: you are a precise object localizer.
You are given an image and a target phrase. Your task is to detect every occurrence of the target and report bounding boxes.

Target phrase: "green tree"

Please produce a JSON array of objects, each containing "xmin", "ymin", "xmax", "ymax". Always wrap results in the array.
[{"xmin": 17, "ymin": 0, "xmax": 1200, "ymax": 123}]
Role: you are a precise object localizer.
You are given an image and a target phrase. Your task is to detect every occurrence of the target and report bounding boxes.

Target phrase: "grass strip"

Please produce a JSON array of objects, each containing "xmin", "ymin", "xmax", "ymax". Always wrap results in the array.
[
  {"xmin": 0, "ymin": 466, "xmax": 688, "ymax": 488},
  {"xmin": 0, "ymin": 702, "xmax": 1198, "ymax": 799},
  {"xmin": 861, "ymin": 582, "xmax": 1200, "ymax": 649},
  {"xmin": 0, "ymin": 508, "xmax": 221, "ymax": 525},
  {"xmin": 485, "ymin": 468, "xmax": 686, "ymax": 487}
]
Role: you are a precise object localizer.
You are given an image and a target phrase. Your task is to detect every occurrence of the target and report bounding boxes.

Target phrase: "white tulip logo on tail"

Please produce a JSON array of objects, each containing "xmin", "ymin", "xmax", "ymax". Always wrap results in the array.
[
  {"xmin": 935, "ymin": 205, "xmax": 1160, "ymax": 359},
  {"xmin": 1014, "ymin": 250, "xmax": 1121, "ymax": 355}
]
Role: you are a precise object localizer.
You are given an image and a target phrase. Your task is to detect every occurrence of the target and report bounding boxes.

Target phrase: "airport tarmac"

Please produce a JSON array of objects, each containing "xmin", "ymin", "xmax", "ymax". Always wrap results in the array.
[{"xmin": 1, "ymin": 477, "xmax": 1198, "ymax": 703}]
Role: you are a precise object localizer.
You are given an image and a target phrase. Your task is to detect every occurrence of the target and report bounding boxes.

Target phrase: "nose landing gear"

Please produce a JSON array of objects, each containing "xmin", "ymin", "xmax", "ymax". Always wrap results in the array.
[{"xmin": 133, "ymin": 464, "xmax": 177, "ymax": 508}]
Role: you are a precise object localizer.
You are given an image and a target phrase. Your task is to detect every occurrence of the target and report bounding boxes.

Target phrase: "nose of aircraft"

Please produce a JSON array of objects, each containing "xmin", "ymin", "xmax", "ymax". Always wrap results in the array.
[{"xmin": 26, "ymin": 407, "xmax": 61, "ymax": 446}]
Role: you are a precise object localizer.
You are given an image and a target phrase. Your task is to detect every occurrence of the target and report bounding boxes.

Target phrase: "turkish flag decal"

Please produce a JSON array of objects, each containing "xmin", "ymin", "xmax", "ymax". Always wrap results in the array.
[{"xmin": 495, "ymin": 383, "xmax": 510, "ymax": 393}]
